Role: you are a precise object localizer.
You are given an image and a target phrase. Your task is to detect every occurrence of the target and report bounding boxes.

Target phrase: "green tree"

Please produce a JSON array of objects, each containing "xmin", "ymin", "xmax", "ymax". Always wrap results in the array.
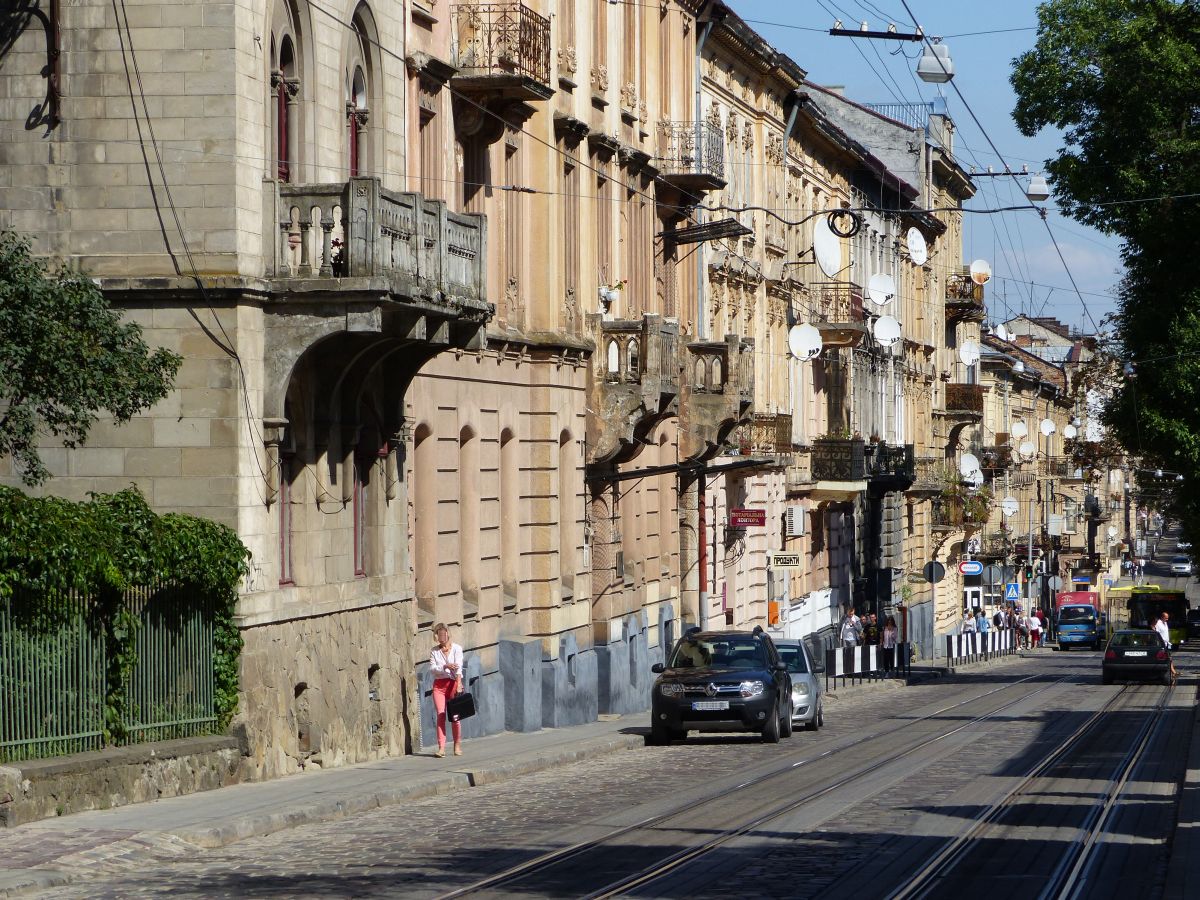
[
  {"xmin": 0, "ymin": 232, "xmax": 182, "ymax": 486},
  {"xmin": 1011, "ymin": 0, "xmax": 1200, "ymax": 534}
]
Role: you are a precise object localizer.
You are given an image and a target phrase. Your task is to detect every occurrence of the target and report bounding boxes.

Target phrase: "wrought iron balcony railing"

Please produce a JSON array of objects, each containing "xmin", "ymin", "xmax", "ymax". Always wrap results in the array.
[
  {"xmin": 657, "ymin": 121, "xmax": 726, "ymax": 190},
  {"xmin": 734, "ymin": 413, "xmax": 794, "ymax": 456},
  {"xmin": 817, "ymin": 282, "xmax": 865, "ymax": 323},
  {"xmin": 1042, "ymin": 456, "xmax": 1086, "ymax": 480},
  {"xmin": 866, "ymin": 442, "xmax": 916, "ymax": 482},
  {"xmin": 945, "ymin": 269, "xmax": 985, "ymax": 321},
  {"xmin": 451, "ymin": 3, "xmax": 552, "ymax": 93},
  {"xmin": 944, "ymin": 382, "xmax": 984, "ymax": 416},
  {"xmin": 811, "ymin": 437, "xmax": 866, "ymax": 481}
]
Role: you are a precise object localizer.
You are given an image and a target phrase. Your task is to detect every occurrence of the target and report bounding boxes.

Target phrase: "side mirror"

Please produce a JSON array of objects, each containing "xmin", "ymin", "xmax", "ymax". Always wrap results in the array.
[
  {"xmin": 813, "ymin": 663, "xmax": 826, "ymax": 674},
  {"xmin": 651, "ymin": 663, "xmax": 665, "ymax": 674}
]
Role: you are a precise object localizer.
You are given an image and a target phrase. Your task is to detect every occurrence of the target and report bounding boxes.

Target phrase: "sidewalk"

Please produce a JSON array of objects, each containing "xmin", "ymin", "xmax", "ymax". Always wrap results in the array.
[{"xmin": 0, "ymin": 715, "xmax": 645, "ymax": 897}]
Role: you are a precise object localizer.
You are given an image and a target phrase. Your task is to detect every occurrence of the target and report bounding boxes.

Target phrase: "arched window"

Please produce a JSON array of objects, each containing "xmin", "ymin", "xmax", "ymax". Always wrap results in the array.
[
  {"xmin": 347, "ymin": 66, "xmax": 368, "ymax": 177},
  {"xmin": 712, "ymin": 357, "xmax": 724, "ymax": 389},
  {"xmin": 627, "ymin": 338, "xmax": 640, "ymax": 379},
  {"xmin": 607, "ymin": 339, "xmax": 620, "ymax": 377},
  {"xmin": 273, "ymin": 36, "xmax": 298, "ymax": 182}
]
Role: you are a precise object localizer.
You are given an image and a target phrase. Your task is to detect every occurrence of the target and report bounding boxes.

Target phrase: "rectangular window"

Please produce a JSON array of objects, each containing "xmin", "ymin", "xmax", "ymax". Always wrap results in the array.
[
  {"xmin": 353, "ymin": 457, "xmax": 367, "ymax": 577},
  {"xmin": 279, "ymin": 453, "xmax": 294, "ymax": 585},
  {"xmin": 596, "ymin": 161, "xmax": 611, "ymax": 287},
  {"xmin": 504, "ymin": 139, "xmax": 522, "ymax": 324},
  {"xmin": 563, "ymin": 153, "xmax": 579, "ymax": 325},
  {"xmin": 419, "ymin": 109, "xmax": 438, "ymax": 198}
]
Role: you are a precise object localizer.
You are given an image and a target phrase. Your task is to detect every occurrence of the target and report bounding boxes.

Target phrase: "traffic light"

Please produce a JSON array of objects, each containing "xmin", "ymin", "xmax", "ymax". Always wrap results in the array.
[{"xmin": 1024, "ymin": 564, "xmax": 1034, "ymax": 580}]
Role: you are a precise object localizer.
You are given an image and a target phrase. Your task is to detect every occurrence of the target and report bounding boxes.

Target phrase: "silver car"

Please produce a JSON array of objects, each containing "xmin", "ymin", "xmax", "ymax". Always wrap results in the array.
[
  {"xmin": 774, "ymin": 639, "xmax": 825, "ymax": 730},
  {"xmin": 1171, "ymin": 555, "xmax": 1193, "ymax": 575}
]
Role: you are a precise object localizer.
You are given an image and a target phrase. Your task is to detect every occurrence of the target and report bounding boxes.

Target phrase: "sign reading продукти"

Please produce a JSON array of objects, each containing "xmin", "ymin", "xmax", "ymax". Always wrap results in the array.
[
  {"xmin": 768, "ymin": 552, "xmax": 802, "ymax": 569},
  {"xmin": 729, "ymin": 508, "xmax": 767, "ymax": 528}
]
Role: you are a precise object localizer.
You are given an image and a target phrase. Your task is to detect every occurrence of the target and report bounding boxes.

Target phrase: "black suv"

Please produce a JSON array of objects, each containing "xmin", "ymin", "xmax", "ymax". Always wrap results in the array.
[{"xmin": 649, "ymin": 627, "xmax": 793, "ymax": 745}]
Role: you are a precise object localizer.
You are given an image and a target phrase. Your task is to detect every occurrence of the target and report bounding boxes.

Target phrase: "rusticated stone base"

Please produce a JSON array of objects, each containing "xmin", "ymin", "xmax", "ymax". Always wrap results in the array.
[
  {"xmin": 0, "ymin": 737, "xmax": 241, "ymax": 828},
  {"xmin": 234, "ymin": 600, "xmax": 420, "ymax": 781}
]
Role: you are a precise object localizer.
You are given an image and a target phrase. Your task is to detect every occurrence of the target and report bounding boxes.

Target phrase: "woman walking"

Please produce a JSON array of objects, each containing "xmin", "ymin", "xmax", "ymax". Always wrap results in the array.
[
  {"xmin": 881, "ymin": 615, "xmax": 898, "ymax": 677},
  {"xmin": 430, "ymin": 623, "xmax": 464, "ymax": 758}
]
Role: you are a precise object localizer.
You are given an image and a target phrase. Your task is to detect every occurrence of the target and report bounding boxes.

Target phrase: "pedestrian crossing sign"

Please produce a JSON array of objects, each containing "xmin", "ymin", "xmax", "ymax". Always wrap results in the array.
[{"xmin": 1004, "ymin": 582, "xmax": 1021, "ymax": 602}]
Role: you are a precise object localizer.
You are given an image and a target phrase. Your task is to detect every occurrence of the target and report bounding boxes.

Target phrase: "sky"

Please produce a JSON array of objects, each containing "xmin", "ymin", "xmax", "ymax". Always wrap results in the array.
[{"xmin": 727, "ymin": 0, "xmax": 1123, "ymax": 334}]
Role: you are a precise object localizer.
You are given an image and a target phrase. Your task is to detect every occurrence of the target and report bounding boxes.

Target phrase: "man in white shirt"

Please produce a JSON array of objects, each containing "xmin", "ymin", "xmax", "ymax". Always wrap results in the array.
[
  {"xmin": 1154, "ymin": 611, "xmax": 1172, "ymax": 649},
  {"xmin": 840, "ymin": 608, "xmax": 863, "ymax": 648}
]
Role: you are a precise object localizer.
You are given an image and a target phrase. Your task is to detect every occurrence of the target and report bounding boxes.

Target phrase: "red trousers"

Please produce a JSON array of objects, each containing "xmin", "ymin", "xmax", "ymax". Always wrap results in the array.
[{"xmin": 432, "ymin": 678, "xmax": 461, "ymax": 747}]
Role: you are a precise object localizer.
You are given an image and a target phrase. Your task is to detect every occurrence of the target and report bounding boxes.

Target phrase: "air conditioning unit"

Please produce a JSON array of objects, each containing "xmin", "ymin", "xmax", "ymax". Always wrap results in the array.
[{"xmin": 784, "ymin": 505, "xmax": 806, "ymax": 537}]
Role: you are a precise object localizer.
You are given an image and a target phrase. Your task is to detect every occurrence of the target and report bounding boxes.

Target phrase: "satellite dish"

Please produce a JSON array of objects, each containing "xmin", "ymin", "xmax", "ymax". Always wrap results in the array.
[
  {"xmin": 1040, "ymin": 418, "xmax": 1056, "ymax": 436},
  {"xmin": 959, "ymin": 339, "xmax": 980, "ymax": 366},
  {"xmin": 1014, "ymin": 361, "xmax": 1026, "ymax": 373},
  {"xmin": 907, "ymin": 227, "xmax": 928, "ymax": 266},
  {"xmin": 867, "ymin": 273, "xmax": 896, "ymax": 306},
  {"xmin": 959, "ymin": 453, "xmax": 980, "ymax": 477},
  {"xmin": 967, "ymin": 469, "xmax": 984, "ymax": 488},
  {"xmin": 873, "ymin": 315, "xmax": 902, "ymax": 347},
  {"xmin": 1011, "ymin": 421, "xmax": 1028, "ymax": 439},
  {"xmin": 1019, "ymin": 440, "xmax": 1036, "ymax": 459},
  {"xmin": 1063, "ymin": 423, "xmax": 1077, "ymax": 440},
  {"xmin": 995, "ymin": 324, "xmax": 1010, "ymax": 341},
  {"xmin": 1107, "ymin": 525, "xmax": 1118, "ymax": 538},
  {"xmin": 969, "ymin": 259, "xmax": 992, "ymax": 285},
  {"xmin": 1002, "ymin": 496, "xmax": 1019, "ymax": 518},
  {"xmin": 788, "ymin": 323, "xmax": 823, "ymax": 360},
  {"xmin": 814, "ymin": 215, "xmax": 841, "ymax": 277}
]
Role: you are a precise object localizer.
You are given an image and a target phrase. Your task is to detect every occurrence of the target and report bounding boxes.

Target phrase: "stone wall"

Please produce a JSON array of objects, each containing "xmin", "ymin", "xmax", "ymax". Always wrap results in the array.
[
  {"xmin": 235, "ymin": 599, "xmax": 419, "ymax": 781},
  {"xmin": 0, "ymin": 737, "xmax": 241, "ymax": 828}
]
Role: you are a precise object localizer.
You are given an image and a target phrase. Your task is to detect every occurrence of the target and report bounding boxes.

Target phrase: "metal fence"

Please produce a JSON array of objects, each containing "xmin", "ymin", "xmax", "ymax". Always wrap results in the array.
[{"xmin": 0, "ymin": 584, "xmax": 218, "ymax": 763}]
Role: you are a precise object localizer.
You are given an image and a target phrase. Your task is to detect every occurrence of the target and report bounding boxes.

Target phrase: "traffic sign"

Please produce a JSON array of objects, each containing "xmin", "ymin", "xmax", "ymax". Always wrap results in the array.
[
  {"xmin": 923, "ymin": 561, "xmax": 946, "ymax": 584},
  {"xmin": 982, "ymin": 564, "xmax": 1005, "ymax": 585},
  {"xmin": 1005, "ymin": 582, "xmax": 1021, "ymax": 602},
  {"xmin": 958, "ymin": 560, "xmax": 984, "ymax": 576},
  {"xmin": 768, "ymin": 552, "xmax": 801, "ymax": 569},
  {"xmin": 729, "ymin": 508, "xmax": 766, "ymax": 528}
]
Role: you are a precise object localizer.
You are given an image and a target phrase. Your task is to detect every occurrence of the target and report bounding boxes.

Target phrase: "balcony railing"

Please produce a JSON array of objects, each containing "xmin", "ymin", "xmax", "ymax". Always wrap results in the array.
[
  {"xmin": 657, "ymin": 121, "xmax": 726, "ymax": 189},
  {"xmin": 598, "ymin": 316, "xmax": 679, "ymax": 387},
  {"xmin": 866, "ymin": 442, "xmax": 916, "ymax": 482},
  {"xmin": 811, "ymin": 438, "xmax": 866, "ymax": 481},
  {"xmin": 276, "ymin": 177, "xmax": 486, "ymax": 303},
  {"xmin": 818, "ymin": 283, "xmax": 866, "ymax": 323},
  {"xmin": 1042, "ymin": 456, "xmax": 1086, "ymax": 480},
  {"xmin": 944, "ymin": 382, "xmax": 984, "ymax": 416},
  {"xmin": 909, "ymin": 456, "xmax": 947, "ymax": 495},
  {"xmin": 945, "ymin": 269, "xmax": 985, "ymax": 321},
  {"xmin": 451, "ymin": 3, "xmax": 552, "ymax": 92},
  {"xmin": 978, "ymin": 446, "xmax": 1013, "ymax": 471},
  {"xmin": 734, "ymin": 413, "xmax": 794, "ymax": 456}
]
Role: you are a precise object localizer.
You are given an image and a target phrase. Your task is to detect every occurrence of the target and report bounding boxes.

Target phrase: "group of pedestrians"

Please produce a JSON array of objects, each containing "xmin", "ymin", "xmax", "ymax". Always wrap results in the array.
[
  {"xmin": 961, "ymin": 605, "xmax": 1045, "ymax": 649},
  {"xmin": 839, "ymin": 607, "xmax": 902, "ymax": 676}
]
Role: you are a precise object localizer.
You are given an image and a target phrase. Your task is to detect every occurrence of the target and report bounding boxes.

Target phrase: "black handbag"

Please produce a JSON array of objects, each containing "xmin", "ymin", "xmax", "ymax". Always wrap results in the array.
[{"xmin": 446, "ymin": 691, "xmax": 476, "ymax": 722}]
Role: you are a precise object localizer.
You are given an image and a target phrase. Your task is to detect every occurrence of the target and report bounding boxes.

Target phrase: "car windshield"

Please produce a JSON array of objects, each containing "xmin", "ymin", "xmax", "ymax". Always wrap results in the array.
[
  {"xmin": 1059, "ymin": 606, "xmax": 1095, "ymax": 623},
  {"xmin": 669, "ymin": 637, "xmax": 766, "ymax": 669},
  {"xmin": 1110, "ymin": 632, "xmax": 1162, "ymax": 648},
  {"xmin": 776, "ymin": 645, "xmax": 809, "ymax": 674},
  {"xmin": 1173, "ymin": 557, "xmax": 1189, "ymax": 564}
]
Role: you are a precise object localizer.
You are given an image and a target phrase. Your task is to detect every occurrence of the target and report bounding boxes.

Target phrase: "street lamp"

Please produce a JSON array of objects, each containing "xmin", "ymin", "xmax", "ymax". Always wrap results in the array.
[
  {"xmin": 1026, "ymin": 174, "xmax": 1050, "ymax": 202},
  {"xmin": 917, "ymin": 42, "xmax": 954, "ymax": 83}
]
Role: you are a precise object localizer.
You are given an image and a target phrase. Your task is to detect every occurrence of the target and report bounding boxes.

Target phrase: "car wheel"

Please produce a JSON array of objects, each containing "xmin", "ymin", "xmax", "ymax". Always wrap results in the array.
[
  {"xmin": 1102, "ymin": 674, "xmax": 1113, "ymax": 685},
  {"xmin": 780, "ymin": 706, "xmax": 794, "ymax": 738},
  {"xmin": 649, "ymin": 722, "xmax": 671, "ymax": 746},
  {"xmin": 670, "ymin": 729, "xmax": 687, "ymax": 741},
  {"xmin": 817, "ymin": 706, "xmax": 824, "ymax": 728},
  {"xmin": 1162, "ymin": 672, "xmax": 1173, "ymax": 686},
  {"xmin": 761, "ymin": 706, "xmax": 781, "ymax": 744}
]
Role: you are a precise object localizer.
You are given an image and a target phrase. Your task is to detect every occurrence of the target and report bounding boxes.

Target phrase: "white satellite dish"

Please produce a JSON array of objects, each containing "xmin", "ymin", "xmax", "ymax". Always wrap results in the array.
[
  {"xmin": 1002, "ymin": 496, "xmax": 1019, "ymax": 518},
  {"xmin": 995, "ymin": 324, "xmax": 1010, "ymax": 341},
  {"xmin": 959, "ymin": 453, "xmax": 980, "ymax": 477},
  {"xmin": 1011, "ymin": 421, "xmax": 1028, "ymax": 439},
  {"xmin": 1014, "ymin": 361, "xmax": 1026, "ymax": 373},
  {"xmin": 967, "ymin": 469, "xmax": 984, "ymax": 488},
  {"xmin": 873, "ymin": 315, "xmax": 902, "ymax": 347},
  {"xmin": 1040, "ymin": 418, "xmax": 1056, "ymax": 436},
  {"xmin": 1107, "ymin": 525, "xmax": 1118, "ymax": 538},
  {"xmin": 969, "ymin": 259, "xmax": 992, "ymax": 285},
  {"xmin": 814, "ymin": 215, "xmax": 841, "ymax": 278},
  {"xmin": 788, "ymin": 323, "xmax": 823, "ymax": 360},
  {"xmin": 959, "ymin": 339, "xmax": 980, "ymax": 366},
  {"xmin": 1019, "ymin": 440, "xmax": 1036, "ymax": 459},
  {"xmin": 1063, "ymin": 423, "xmax": 1077, "ymax": 440},
  {"xmin": 907, "ymin": 227, "xmax": 928, "ymax": 266},
  {"xmin": 867, "ymin": 272, "xmax": 896, "ymax": 306}
]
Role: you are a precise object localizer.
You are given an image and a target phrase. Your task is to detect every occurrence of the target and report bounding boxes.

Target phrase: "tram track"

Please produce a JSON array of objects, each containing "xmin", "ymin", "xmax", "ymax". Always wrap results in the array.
[{"xmin": 435, "ymin": 673, "xmax": 1070, "ymax": 899}]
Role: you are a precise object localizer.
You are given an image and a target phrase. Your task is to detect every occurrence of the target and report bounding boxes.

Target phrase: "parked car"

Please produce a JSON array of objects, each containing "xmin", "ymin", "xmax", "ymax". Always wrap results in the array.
[
  {"xmin": 1178, "ymin": 540, "xmax": 1192, "ymax": 551},
  {"xmin": 649, "ymin": 627, "xmax": 792, "ymax": 745},
  {"xmin": 1187, "ymin": 608, "xmax": 1200, "ymax": 641},
  {"xmin": 1102, "ymin": 629, "xmax": 1172, "ymax": 685},
  {"xmin": 1171, "ymin": 555, "xmax": 1193, "ymax": 576},
  {"xmin": 774, "ymin": 639, "xmax": 825, "ymax": 731}
]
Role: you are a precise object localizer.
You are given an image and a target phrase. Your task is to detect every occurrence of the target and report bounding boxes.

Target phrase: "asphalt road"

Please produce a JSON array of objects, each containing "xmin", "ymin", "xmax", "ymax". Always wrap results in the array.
[{"xmin": 26, "ymin": 647, "xmax": 1199, "ymax": 900}]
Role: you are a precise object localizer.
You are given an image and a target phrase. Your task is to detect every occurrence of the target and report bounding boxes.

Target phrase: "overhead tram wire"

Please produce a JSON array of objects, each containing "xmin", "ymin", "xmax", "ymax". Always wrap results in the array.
[{"xmin": 897, "ymin": 0, "xmax": 1102, "ymax": 336}]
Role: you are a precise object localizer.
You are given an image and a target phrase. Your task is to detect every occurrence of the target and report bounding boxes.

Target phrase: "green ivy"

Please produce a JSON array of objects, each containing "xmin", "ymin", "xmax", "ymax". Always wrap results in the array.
[{"xmin": 0, "ymin": 485, "xmax": 250, "ymax": 738}]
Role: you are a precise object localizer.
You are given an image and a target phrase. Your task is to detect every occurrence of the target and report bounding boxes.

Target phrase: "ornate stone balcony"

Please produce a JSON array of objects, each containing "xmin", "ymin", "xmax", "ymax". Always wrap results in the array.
[
  {"xmin": 656, "ymin": 121, "xmax": 727, "ymax": 196},
  {"xmin": 907, "ymin": 456, "xmax": 946, "ymax": 497},
  {"xmin": 865, "ymin": 442, "xmax": 915, "ymax": 490},
  {"xmin": 450, "ymin": 2, "xmax": 553, "ymax": 102},
  {"xmin": 586, "ymin": 314, "xmax": 681, "ymax": 465},
  {"xmin": 264, "ymin": 177, "xmax": 490, "ymax": 425},
  {"xmin": 945, "ymin": 268, "xmax": 986, "ymax": 323},
  {"xmin": 679, "ymin": 336, "xmax": 754, "ymax": 460},
  {"xmin": 733, "ymin": 413, "xmax": 794, "ymax": 457},
  {"xmin": 814, "ymin": 282, "xmax": 868, "ymax": 348}
]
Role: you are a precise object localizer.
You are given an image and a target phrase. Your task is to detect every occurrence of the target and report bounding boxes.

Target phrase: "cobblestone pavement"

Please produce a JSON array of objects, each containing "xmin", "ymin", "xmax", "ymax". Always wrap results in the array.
[{"xmin": 28, "ymin": 654, "xmax": 1139, "ymax": 900}]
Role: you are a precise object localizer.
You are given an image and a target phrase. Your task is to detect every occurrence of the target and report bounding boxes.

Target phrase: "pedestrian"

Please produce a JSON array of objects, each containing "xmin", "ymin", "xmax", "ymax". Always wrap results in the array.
[
  {"xmin": 429, "ymin": 622, "xmax": 465, "ymax": 758},
  {"xmin": 976, "ymin": 608, "xmax": 990, "ymax": 635},
  {"xmin": 864, "ymin": 613, "xmax": 880, "ymax": 646},
  {"xmin": 1017, "ymin": 610, "xmax": 1030, "ymax": 648},
  {"xmin": 961, "ymin": 614, "xmax": 976, "ymax": 635},
  {"xmin": 840, "ymin": 607, "xmax": 863, "ymax": 648},
  {"xmin": 881, "ymin": 615, "xmax": 898, "ymax": 677},
  {"xmin": 992, "ymin": 607, "xmax": 1004, "ymax": 630},
  {"xmin": 1155, "ymin": 612, "xmax": 1179, "ymax": 682},
  {"xmin": 1029, "ymin": 609, "xmax": 1043, "ymax": 648}
]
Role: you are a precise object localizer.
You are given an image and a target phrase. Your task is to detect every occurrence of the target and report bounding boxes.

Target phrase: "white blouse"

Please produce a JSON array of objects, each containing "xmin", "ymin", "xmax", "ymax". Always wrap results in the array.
[{"xmin": 430, "ymin": 643, "xmax": 464, "ymax": 681}]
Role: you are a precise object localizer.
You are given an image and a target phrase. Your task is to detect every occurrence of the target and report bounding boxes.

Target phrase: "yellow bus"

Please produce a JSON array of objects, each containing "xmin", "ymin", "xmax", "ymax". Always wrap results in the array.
[{"xmin": 1108, "ymin": 585, "xmax": 1188, "ymax": 645}]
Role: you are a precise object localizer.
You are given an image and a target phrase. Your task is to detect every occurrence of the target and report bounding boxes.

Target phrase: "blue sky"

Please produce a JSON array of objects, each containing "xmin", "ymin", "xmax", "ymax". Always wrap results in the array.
[{"xmin": 728, "ymin": 0, "xmax": 1122, "ymax": 333}]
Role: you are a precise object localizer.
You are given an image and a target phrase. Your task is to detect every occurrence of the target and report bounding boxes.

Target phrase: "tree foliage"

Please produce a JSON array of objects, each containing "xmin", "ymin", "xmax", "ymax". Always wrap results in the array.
[
  {"xmin": 0, "ymin": 232, "xmax": 182, "ymax": 486},
  {"xmin": 1011, "ymin": 0, "xmax": 1200, "ymax": 533}
]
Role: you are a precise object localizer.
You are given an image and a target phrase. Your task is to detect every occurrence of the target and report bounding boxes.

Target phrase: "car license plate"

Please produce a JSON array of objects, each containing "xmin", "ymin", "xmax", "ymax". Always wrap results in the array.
[
  {"xmin": 692, "ymin": 700, "xmax": 729, "ymax": 711},
  {"xmin": 1124, "ymin": 651, "xmax": 1147, "ymax": 657}
]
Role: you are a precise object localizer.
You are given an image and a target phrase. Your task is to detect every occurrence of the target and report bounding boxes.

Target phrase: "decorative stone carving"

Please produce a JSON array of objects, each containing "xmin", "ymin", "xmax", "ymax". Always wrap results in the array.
[
  {"xmin": 765, "ymin": 133, "xmax": 784, "ymax": 165},
  {"xmin": 591, "ymin": 65, "xmax": 609, "ymax": 92},
  {"xmin": 742, "ymin": 121, "xmax": 754, "ymax": 151},
  {"xmin": 620, "ymin": 82, "xmax": 637, "ymax": 111},
  {"xmin": 558, "ymin": 45, "xmax": 578, "ymax": 74},
  {"xmin": 725, "ymin": 112, "xmax": 739, "ymax": 145},
  {"xmin": 639, "ymin": 100, "xmax": 647, "ymax": 124}
]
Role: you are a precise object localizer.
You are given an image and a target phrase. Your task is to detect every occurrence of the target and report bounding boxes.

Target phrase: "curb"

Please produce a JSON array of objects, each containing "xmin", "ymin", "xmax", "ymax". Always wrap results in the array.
[{"xmin": 0, "ymin": 732, "xmax": 644, "ymax": 898}]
